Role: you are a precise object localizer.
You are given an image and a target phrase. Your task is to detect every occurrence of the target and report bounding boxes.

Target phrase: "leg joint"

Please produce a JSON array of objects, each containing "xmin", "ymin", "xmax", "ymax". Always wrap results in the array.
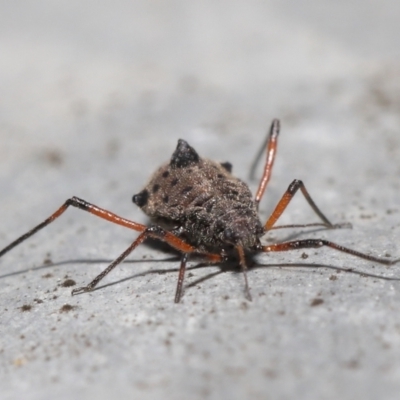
[
  {"xmin": 67, "ymin": 197, "xmax": 90, "ymax": 211},
  {"xmin": 287, "ymin": 179, "xmax": 303, "ymax": 194},
  {"xmin": 147, "ymin": 224, "xmax": 166, "ymax": 237}
]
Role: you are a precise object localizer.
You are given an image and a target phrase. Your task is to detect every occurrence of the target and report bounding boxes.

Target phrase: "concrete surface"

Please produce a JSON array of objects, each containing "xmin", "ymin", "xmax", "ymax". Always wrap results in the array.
[{"xmin": 1, "ymin": 1, "xmax": 400, "ymax": 399}]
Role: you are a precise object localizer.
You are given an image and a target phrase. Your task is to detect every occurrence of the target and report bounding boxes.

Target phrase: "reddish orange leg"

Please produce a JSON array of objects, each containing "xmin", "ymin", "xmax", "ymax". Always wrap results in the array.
[
  {"xmin": 262, "ymin": 239, "xmax": 400, "ymax": 265},
  {"xmin": 253, "ymin": 119, "xmax": 280, "ymax": 209},
  {"xmin": 0, "ymin": 196, "xmax": 223, "ymax": 301},
  {"xmin": 72, "ymin": 225, "xmax": 222, "ymax": 298},
  {"xmin": 0, "ymin": 196, "xmax": 147, "ymax": 258},
  {"xmin": 264, "ymin": 179, "xmax": 351, "ymax": 231},
  {"xmin": 72, "ymin": 229, "xmax": 149, "ymax": 295}
]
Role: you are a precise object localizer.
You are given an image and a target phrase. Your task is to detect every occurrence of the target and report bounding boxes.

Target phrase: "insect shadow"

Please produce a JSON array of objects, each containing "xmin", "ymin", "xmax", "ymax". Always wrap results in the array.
[
  {"xmin": 0, "ymin": 119, "xmax": 399, "ymax": 302},
  {"xmin": 2, "ymin": 257, "xmax": 399, "ymax": 299}
]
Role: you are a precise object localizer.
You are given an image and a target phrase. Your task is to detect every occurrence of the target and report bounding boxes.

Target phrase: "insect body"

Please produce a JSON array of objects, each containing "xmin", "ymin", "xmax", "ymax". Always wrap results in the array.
[
  {"xmin": 133, "ymin": 139, "xmax": 264, "ymax": 253},
  {"xmin": 0, "ymin": 120, "xmax": 398, "ymax": 303}
]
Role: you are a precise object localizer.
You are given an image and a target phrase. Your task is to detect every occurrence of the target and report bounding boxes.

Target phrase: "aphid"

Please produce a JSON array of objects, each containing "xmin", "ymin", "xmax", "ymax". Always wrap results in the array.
[{"xmin": 0, "ymin": 119, "xmax": 398, "ymax": 303}]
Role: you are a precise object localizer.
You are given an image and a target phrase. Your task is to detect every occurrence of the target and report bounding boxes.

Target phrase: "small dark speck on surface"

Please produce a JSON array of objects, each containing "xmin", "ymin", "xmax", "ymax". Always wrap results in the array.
[
  {"xmin": 41, "ymin": 149, "xmax": 64, "ymax": 167},
  {"xmin": 329, "ymin": 275, "xmax": 338, "ymax": 281},
  {"xmin": 301, "ymin": 252, "xmax": 308, "ymax": 259},
  {"xmin": 345, "ymin": 359, "xmax": 360, "ymax": 369},
  {"xmin": 43, "ymin": 257, "xmax": 53, "ymax": 265},
  {"xmin": 42, "ymin": 273, "xmax": 53, "ymax": 278},
  {"xmin": 59, "ymin": 304, "xmax": 76, "ymax": 313},
  {"xmin": 61, "ymin": 279, "xmax": 76, "ymax": 287},
  {"xmin": 310, "ymin": 298, "xmax": 324, "ymax": 307},
  {"xmin": 19, "ymin": 304, "xmax": 32, "ymax": 312}
]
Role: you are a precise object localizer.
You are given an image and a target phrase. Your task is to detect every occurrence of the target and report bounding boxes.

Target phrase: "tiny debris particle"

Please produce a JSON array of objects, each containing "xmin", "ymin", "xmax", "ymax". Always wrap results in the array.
[
  {"xmin": 13, "ymin": 358, "xmax": 27, "ymax": 367},
  {"xmin": 301, "ymin": 252, "xmax": 308, "ymax": 259},
  {"xmin": 310, "ymin": 298, "xmax": 324, "ymax": 307},
  {"xmin": 19, "ymin": 304, "xmax": 32, "ymax": 312},
  {"xmin": 360, "ymin": 214, "xmax": 376, "ymax": 219},
  {"xmin": 61, "ymin": 279, "xmax": 76, "ymax": 287},
  {"xmin": 33, "ymin": 298, "xmax": 43, "ymax": 303},
  {"xmin": 43, "ymin": 257, "xmax": 53, "ymax": 265},
  {"xmin": 329, "ymin": 275, "xmax": 337, "ymax": 281},
  {"xmin": 346, "ymin": 359, "xmax": 360, "ymax": 369},
  {"xmin": 59, "ymin": 304, "xmax": 76, "ymax": 313},
  {"xmin": 42, "ymin": 273, "xmax": 53, "ymax": 278},
  {"xmin": 42, "ymin": 149, "xmax": 64, "ymax": 167}
]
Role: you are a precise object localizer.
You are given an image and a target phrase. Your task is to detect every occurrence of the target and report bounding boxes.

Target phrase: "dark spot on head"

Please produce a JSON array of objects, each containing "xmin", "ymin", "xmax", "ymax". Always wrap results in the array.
[
  {"xmin": 220, "ymin": 162, "xmax": 232, "ymax": 173},
  {"xmin": 181, "ymin": 186, "xmax": 193, "ymax": 195},
  {"xmin": 20, "ymin": 304, "xmax": 32, "ymax": 312},
  {"xmin": 132, "ymin": 189, "xmax": 149, "ymax": 207},
  {"xmin": 163, "ymin": 195, "xmax": 169, "ymax": 204},
  {"xmin": 152, "ymin": 184, "xmax": 160, "ymax": 193},
  {"xmin": 171, "ymin": 178, "xmax": 178, "ymax": 186},
  {"xmin": 194, "ymin": 196, "xmax": 211, "ymax": 207},
  {"xmin": 61, "ymin": 279, "xmax": 76, "ymax": 288},
  {"xmin": 170, "ymin": 139, "xmax": 200, "ymax": 169},
  {"xmin": 217, "ymin": 174, "xmax": 224, "ymax": 179},
  {"xmin": 162, "ymin": 170, "xmax": 170, "ymax": 178}
]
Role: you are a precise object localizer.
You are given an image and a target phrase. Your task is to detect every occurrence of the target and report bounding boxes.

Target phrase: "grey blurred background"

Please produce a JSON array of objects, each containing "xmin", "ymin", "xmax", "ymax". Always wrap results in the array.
[{"xmin": 1, "ymin": 2, "xmax": 400, "ymax": 400}]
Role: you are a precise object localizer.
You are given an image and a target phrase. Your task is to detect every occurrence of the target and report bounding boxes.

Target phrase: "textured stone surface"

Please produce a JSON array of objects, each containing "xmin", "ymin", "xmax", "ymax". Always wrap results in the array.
[{"xmin": 1, "ymin": 2, "xmax": 400, "ymax": 399}]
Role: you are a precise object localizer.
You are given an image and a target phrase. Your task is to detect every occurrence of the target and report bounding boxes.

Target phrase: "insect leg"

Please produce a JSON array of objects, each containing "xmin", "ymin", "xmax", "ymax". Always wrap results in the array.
[
  {"xmin": 0, "ymin": 196, "xmax": 147, "ymax": 259},
  {"xmin": 174, "ymin": 253, "xmax": 189, "ymax": 303},
  {"xmin": 264, "ymin": 179, "xmax": 350, "ymax": 231},
  {"xmin": 237, "ymin": 245, "xmax": 252, "ymax": 301},
  {"xmin": 72, "ymin": 225, "xmax": 222, "ymax": 296},
  {"xmin": 262, "ymin": 239, "xmax": 400, "ymax": 265},
  {"xmin": 72, "ymin": 229, "xmax": 149, "ymax": 294},
  {"xmin": 253, "ymin": 119, "xmax": 280, "ymax": 208}
]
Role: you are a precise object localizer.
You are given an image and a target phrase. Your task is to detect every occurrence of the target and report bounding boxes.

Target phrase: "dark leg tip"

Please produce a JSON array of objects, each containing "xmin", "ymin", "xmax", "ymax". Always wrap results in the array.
[
  {"xmin": 245, "ymin": 290, "xmax": 253, "ymax": 302},
  {"xmin": 71, "ymin": 286, "xmax": 92, "ymax": 296}
]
